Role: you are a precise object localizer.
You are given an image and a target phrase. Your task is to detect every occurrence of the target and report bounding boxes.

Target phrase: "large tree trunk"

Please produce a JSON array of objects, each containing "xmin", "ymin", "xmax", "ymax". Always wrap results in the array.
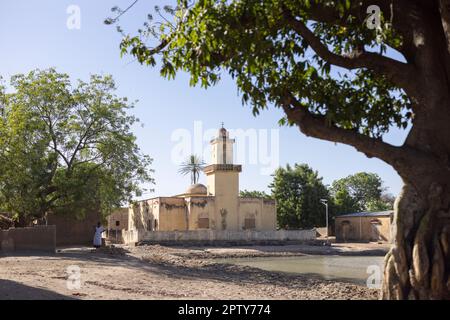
[{"xmin": 382, "ymin": 183, "xmax": 450, "ymax": 299}]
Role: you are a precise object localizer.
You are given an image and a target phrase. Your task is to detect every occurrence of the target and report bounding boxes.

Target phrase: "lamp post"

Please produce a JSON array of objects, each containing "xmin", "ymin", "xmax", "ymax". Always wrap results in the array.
[{"xmin": 320, "ymin": 199, "xmax": 329, "ymax": 238}]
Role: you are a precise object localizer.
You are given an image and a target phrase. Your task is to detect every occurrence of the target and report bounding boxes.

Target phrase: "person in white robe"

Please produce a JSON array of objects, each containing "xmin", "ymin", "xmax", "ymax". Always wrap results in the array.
[{"xmin": 93, "ymin": 222, "xmax": 105, "ymax": 248}]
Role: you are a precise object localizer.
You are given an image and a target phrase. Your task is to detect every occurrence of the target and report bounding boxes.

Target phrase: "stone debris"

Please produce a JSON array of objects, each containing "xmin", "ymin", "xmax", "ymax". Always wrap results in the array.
[{"xmin": 91, "ymin": 245, "xmax": 128, "ymax": 255}]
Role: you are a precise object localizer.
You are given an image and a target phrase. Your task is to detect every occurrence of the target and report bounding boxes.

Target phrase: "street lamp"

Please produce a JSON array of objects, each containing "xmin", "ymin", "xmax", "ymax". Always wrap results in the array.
[{"xmin": 320, "ymin": 199, "xmax": 329, "ymax": 238}]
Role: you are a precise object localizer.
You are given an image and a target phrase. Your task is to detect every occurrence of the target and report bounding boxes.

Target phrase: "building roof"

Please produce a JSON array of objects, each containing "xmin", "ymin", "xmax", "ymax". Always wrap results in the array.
[{"xmin": 336, "ymin": 210, "xmax": 393, "ymax": 218}]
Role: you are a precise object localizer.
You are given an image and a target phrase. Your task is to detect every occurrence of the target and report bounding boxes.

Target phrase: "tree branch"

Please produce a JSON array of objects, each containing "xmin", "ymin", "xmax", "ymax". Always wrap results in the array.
[
  {"xmin": 284, "ymin": 10, "xmax": 418, "ymax": 95},
  {"xmin": 280, "ymin": 92, "xmax": 431, "ymax": 177}
]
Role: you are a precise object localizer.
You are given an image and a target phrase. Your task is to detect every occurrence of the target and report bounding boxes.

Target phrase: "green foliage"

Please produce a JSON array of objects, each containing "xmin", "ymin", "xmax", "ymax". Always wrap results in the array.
[
  {"xmin": 239, "ymin": 189, "xmax": 272, "ymax": 199},
  {"xmin": 331, "ymin": 187, "xmax": 359, "ymax": 215},
  {"xmin": 178, "ymin": 154, "xmax": 206, "ymax": 184},
  {"xmin": 113, "ymin": 0, "xmax": 411, "ymax": 137},
  {"xmin": 0, "ymin": 69, "xmax": 153, "ymax": 225},
  {"xmin": 366, "ymin": 198, "xmax": 393, "ymax": 212},
  {"xmin": 270, "ymin": 163, "xmax": 329, "ymax": 229},
  {"xmin": 330, "ymin": 172, "xmax": 393, "ymax": 213}
]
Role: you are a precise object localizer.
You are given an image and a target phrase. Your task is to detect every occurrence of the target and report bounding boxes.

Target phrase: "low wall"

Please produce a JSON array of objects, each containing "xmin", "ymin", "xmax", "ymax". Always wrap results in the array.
[
  {"xmin": 0, "ymin": 225, "xmax": 56, "ymax": 253},
  {"xmin": 121, "ymin": 229, "xmax": 316, "ymax": 246}
]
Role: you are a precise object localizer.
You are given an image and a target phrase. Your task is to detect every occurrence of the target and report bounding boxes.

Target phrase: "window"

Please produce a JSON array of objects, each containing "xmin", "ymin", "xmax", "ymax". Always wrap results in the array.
[
  {"xmin": 244, "ymin": 218, "xmax": 256, "ymax": 230},
  {"xmin": 115, "ymin": 221, "xmax": 120, "ymax": 227},
  {"xmin": 198, "ymin": 217, "xmax": 209, "ymax": 229},
  {"xmin": 154, "ymin": 219, "xmax": 158, "ymax": 230}
]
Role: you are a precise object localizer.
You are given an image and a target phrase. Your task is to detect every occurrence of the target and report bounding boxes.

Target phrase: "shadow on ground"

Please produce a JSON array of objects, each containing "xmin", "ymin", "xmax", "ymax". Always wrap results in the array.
[{"xmin": 0, "ymin": 279, "xmax": 77, "ymax": 300}]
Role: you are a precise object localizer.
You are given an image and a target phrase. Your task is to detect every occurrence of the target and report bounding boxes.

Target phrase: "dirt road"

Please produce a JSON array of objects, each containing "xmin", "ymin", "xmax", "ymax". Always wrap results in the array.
[{"xmin": 0, "ymin": 244, "xmax": 385, "ymax": 300}]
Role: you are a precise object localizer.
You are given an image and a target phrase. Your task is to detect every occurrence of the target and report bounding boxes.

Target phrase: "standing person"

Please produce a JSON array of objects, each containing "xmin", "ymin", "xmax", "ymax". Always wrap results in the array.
[{"xmin": 93, "ymin": 222, "xmax": 105, "ymax": 248}]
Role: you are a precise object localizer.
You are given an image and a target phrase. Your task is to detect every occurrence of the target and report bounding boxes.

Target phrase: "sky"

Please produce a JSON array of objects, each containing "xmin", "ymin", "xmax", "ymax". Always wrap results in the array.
[{"xmin": 0, "ymin": 0, "xmax": 407, "ymax": 199}]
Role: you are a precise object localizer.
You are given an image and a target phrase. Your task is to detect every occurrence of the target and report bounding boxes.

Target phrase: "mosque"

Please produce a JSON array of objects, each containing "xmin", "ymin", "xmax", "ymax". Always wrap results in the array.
[{"xmin": 128, "ymin": 126, "xmax": 277, "ymax": 233}]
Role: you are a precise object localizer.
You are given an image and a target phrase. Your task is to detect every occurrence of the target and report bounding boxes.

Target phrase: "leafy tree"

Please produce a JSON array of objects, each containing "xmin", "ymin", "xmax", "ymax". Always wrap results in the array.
[
  {"xmin": 330, "ymin": 172, "xmax": 388, "ymax": 212},
  {"xmin": 239, "ymin": 190, "xmax": 272, "ymax": 199},
  {"xmin": 331, "ymin": 188, "xmax": 360, "ymax": 215},
  {"xmin": 270, "ymin": 164, "xmax": 329, "ymax": 229},
  {"xmin": 366, "ymin": 198, "xmax": 392, "ymax": 212},
  {"xmin": 178, "ymin": 154, "xmax": 205, "ymax": 184},
  {"xmin": 366, "ymin": 192, "xmax": 396, "ymax": 211},
  {"xmin": 109, "ymin": 0, "xmax": 450, "ymax": 299},
  {"xmin": 0, "ymin": 69, "xmax": 153, "ymax": 226}
]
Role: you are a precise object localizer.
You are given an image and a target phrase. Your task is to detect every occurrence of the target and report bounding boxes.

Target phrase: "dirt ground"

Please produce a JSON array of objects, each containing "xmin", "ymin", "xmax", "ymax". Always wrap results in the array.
[{"xmin": 0, "ymin": 243, "xmax": 388, "ymax": 300}]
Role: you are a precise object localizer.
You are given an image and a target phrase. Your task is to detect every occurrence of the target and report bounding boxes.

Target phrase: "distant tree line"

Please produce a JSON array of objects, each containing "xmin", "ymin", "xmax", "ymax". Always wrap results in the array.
[{"xmin": 240, "ymin": 164, "xmax": 394, "ymax": 230}]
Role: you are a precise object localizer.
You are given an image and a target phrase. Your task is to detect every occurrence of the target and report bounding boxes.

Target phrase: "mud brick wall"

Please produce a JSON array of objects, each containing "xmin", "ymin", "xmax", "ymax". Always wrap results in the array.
[
  {"xmin": 0, "ymin": 225, "xmax": 56, "ymax": 253},
  {"xmin": 47, "ymin": 211, "xmax": 101, "ymax": 246}
]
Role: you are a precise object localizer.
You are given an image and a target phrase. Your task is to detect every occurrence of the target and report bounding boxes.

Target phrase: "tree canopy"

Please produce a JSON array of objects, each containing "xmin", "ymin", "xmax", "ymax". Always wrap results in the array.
[
  {"xmin": 239, "ymin": 190, "xmax": 272, "ymax": 199},
  {"xmin": 330, "ymin": 172, "xmax": 393, "ymax": 213},
  {"xmin": 113, "ymin": 1, "xmax": 411, "ymax": 138},
  {"xmin": 0, "ymin": 69, "xmax": 153, "ymax": 226},
  {"xmin": 270, "ymin": 163, "xmax": 329, "ymax": 229}
]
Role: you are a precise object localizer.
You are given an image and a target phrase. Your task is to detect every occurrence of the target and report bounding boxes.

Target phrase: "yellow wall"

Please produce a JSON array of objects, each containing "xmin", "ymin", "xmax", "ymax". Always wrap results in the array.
[
  {"xmin": 156, "ymin": 197, "xmax": 186, "ymax": 231},
  {"xmin": 107, "ymin": 208, "xmax": 129, "ymax": 231},
  {"xmin": 261, "ymin": 199, "xmax": 277, "ymax": 230},
  {"xmin": 206, "ymin": 170, "xmax": 240, "ymax": 230},
  {"xmin": 186, "ymin": 197, "xmax": 215, "ymax": 230},
  {"xmin": 238, "ymin": 198, "xmax": 277, "ymax": 231},
  {"xmin": 335, "ymin": 215, "xmax": 391, "ymax": 242},
  {"xmin": 129, "ymin": 198, "xmax": 160, "ymax": 231},
  {"xmin": 129, "ymin": 195, "xmax": 277, "ymax": 233}
]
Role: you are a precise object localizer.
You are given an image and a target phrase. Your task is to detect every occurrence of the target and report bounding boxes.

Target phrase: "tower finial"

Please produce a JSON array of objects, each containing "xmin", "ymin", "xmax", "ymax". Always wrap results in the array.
[{"xmin": 221, "ymin": 121, "xmax": 224, "ymax": 129}]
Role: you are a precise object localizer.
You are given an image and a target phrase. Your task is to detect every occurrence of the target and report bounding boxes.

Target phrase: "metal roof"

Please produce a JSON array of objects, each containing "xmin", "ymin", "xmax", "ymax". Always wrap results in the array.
[{"xmin": 336, "ymin": 210, "xmax": 393, "ymax": 218}]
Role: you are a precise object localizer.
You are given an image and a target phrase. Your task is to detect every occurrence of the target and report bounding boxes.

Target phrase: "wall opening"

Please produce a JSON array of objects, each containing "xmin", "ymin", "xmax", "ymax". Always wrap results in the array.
[
  {"xmin": 198, "ymin": 218, "xmax": 210, "ymax": 229},
  {"xmin": 147, "ymin": 219, "xmax": 152, "ymax": 231},
  {"xmin": 244, "ymin": 218, "xmax": 256, "ymax": 230}
]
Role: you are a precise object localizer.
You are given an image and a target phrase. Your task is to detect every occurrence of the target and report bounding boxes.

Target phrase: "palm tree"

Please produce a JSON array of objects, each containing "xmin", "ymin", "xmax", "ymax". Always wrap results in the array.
[{"xmin": 178, "ymin": 154, "xmax": 206, "ymax": 185}]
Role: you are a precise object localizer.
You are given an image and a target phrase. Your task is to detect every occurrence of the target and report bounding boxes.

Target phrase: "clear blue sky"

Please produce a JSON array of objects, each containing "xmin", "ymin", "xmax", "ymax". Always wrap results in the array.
[{"xmin": 0, "ymin": 0, "xmax": 406, "ymax": 198}]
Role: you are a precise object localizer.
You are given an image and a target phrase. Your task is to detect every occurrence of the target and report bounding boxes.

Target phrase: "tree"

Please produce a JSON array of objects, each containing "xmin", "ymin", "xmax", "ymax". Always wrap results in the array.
[
  {"xmin": 366, "ymin": 198, "xmax": 393, "ymax": 212},
  {"xmin": 0, "ymin": 69, "xmax": 153, "ymax": 226},
  {"xmin": 331, "ymin": 188, "xmax": 360, "ymax": 215},
  {"xmin": 110, "ymin": 0, "xmax": 450, "ymax": 299},
  {"xmin": 178, "ymin": 154, "xmax": 205, "ymax": 184},
  {"xmin": 239, "ymin": 190, "xmax": 272, "ymax": 199},
  {"xmin": 270, "ymin": 164, "xmax": 329, "ymax": 229},
  {"xmin": 330, "ymin": 172, "xmax": 389, "ymax": 212}
]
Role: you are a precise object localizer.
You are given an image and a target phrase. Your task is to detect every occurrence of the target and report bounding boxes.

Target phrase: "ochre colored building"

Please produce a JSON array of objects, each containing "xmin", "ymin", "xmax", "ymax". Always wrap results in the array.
[
  {"xmin": 107, "ymin": 207, "xmax": 129, "ymax": 231},
  {"xmin": 129, "ymin": 127, "xmax": 277, "ymax": 232},
  {"xmin": 335, "ymin": 211, "xmax": 393, "ymax": 243}
]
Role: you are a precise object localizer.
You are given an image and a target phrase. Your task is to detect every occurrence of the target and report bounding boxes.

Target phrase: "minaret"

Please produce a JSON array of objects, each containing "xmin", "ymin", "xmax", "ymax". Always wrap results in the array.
[
  {"xmin": 204, "ymin": 125, "xmax": 242, "ymax": 230},
  {"xmin": 210, "ymin": 124, "xmax": 235, "ymax": 165}
]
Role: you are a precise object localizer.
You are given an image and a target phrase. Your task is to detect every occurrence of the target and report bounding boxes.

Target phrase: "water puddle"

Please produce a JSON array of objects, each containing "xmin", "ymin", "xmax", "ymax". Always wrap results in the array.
[{"xmin": 215, "ymin": 255, "xmax": 385, "ymax": 285}]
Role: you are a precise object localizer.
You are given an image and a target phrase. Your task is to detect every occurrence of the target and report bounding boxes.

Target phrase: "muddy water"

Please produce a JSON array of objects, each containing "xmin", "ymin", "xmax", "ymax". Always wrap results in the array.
[{"xmin": 217, "ymin": 255, "xmax": 385, "ymax": 285}]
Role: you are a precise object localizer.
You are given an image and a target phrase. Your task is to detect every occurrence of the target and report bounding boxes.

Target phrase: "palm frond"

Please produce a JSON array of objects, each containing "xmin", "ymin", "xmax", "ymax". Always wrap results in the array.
[{"xmin": 178, "ymin": 154, "xmax": 206, "ymax": 184}]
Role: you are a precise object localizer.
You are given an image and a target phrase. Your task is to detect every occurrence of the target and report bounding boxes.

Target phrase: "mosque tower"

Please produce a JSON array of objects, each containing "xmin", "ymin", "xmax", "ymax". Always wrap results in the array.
[{"xmin": 204, "ymin": 125, "xmax": 242, "ymax": 230}]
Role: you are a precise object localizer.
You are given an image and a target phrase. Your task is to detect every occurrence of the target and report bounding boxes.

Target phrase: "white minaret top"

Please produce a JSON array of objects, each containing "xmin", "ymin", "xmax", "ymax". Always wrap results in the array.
[{"xmin": 210, "ymin": 126, "xmax": 235, "ymax": 165}]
